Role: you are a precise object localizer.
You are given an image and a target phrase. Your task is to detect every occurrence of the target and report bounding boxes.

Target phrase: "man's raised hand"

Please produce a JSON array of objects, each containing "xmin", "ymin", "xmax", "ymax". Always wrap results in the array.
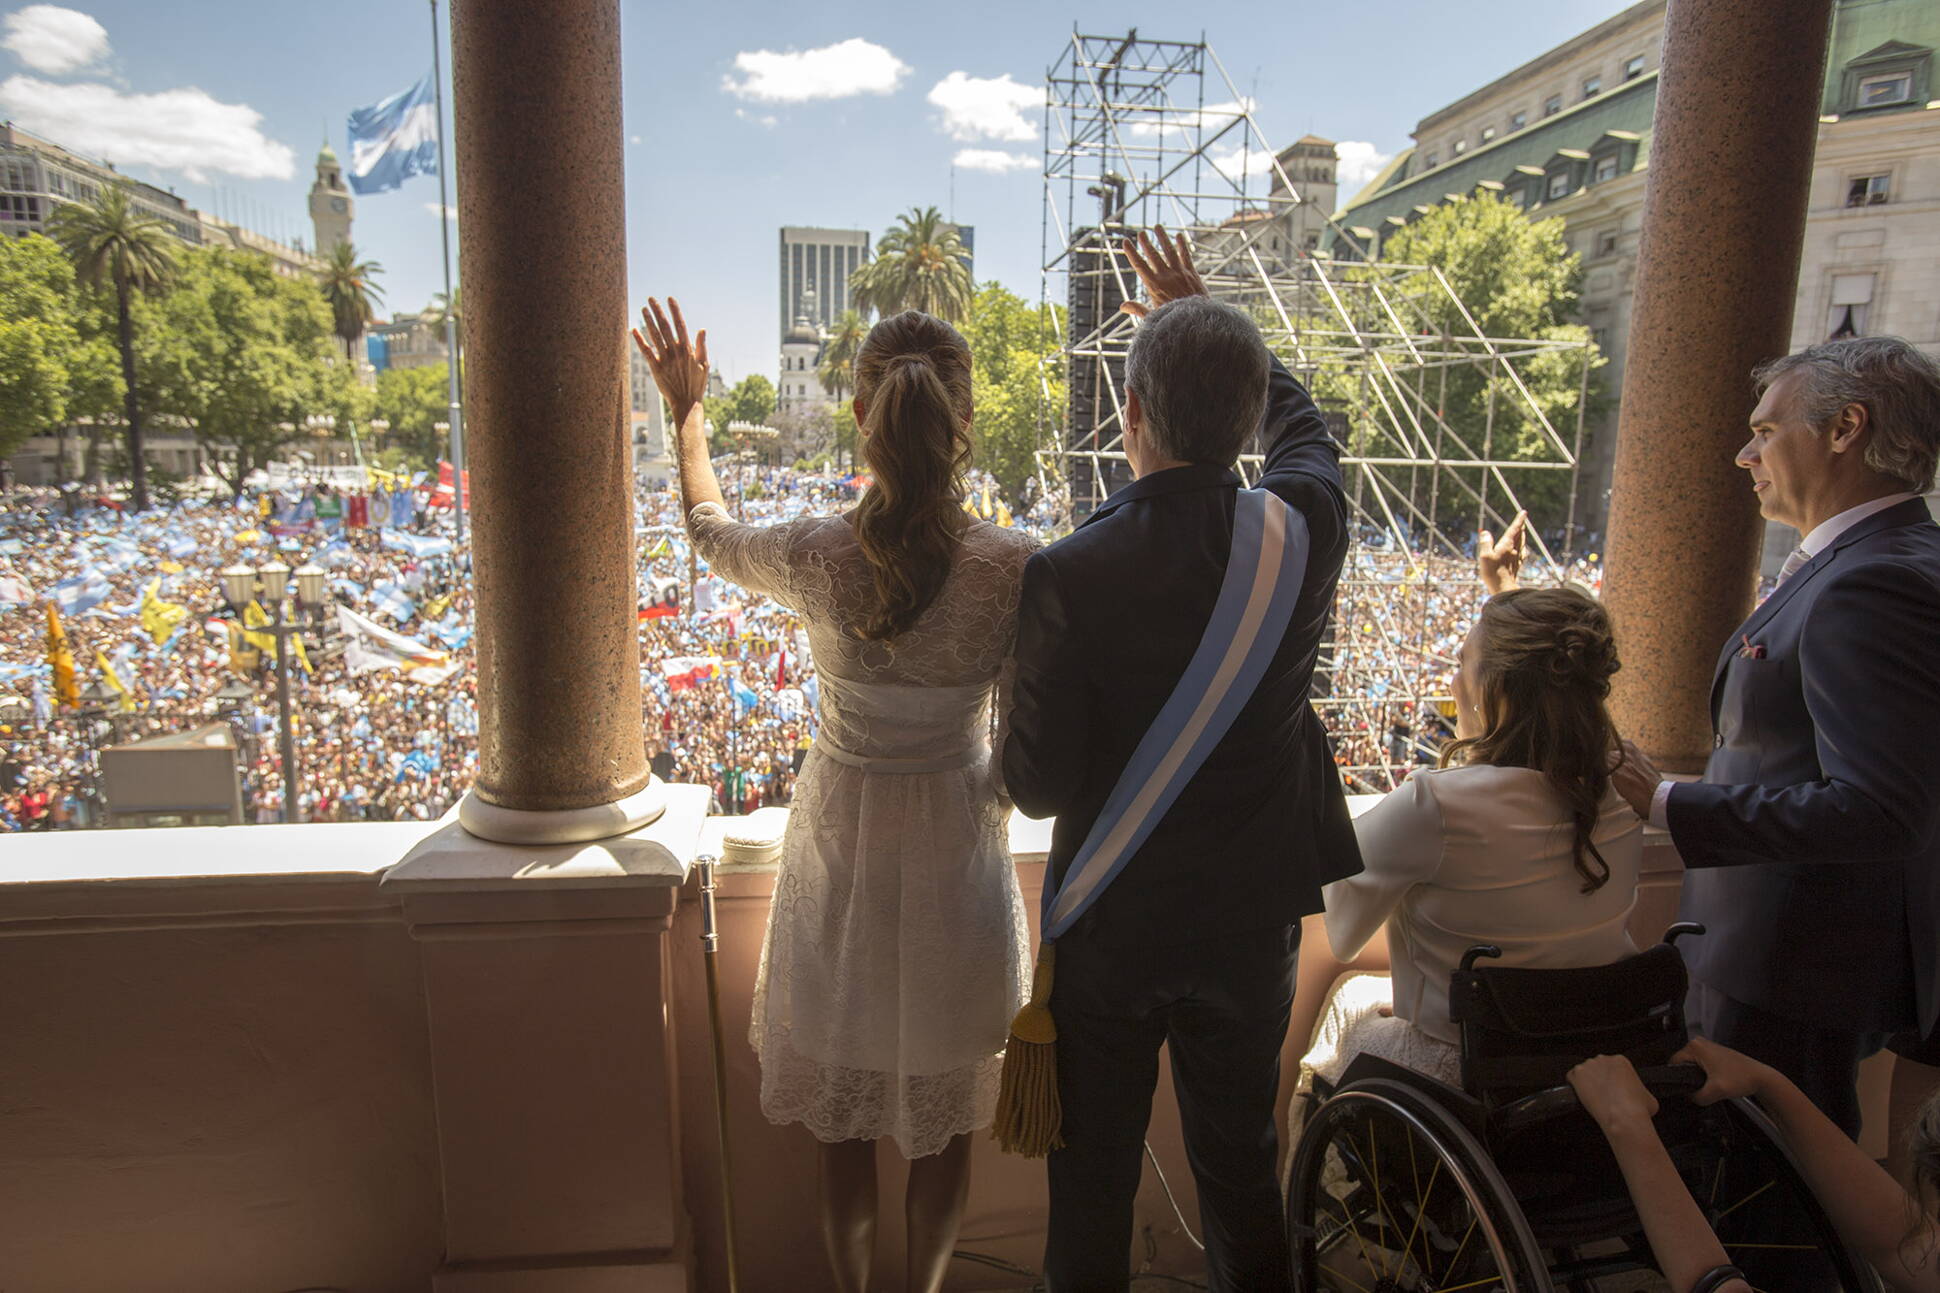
[
  {"xmin": 631, "ymin": 297, "xmax": 709, "ymax": 424},
  {"xmin": 1119, "ymin": 225, "xmax": 1209, "ymax": 320},
  {"xmin": 1477, "ymin": 510, "xmax": 1528, "ymax": 595}
]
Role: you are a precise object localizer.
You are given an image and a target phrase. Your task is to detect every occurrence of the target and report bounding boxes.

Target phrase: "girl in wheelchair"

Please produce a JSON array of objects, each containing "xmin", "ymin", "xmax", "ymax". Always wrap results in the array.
[
  {"xmin": 1574, "ymin": 1039, "xmax": 1940, "ymax": 1292},
  {"xmin": 1298, "ymin": 520, "xmax": 1643, "ymax": 1105}
]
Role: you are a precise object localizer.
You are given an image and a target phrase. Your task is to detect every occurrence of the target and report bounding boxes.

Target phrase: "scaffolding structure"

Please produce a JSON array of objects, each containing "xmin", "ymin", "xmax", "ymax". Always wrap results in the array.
[{"xmin": 1039, "ymin": 30, "xmax": 1599, "ymax": 792}]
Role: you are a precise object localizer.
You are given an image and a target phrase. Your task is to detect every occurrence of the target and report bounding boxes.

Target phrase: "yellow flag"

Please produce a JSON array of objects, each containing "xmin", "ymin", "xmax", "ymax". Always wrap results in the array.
[
  {"xmin": 979, "ymin": 486, "xmax": 994, "ymax": 519},
  {"xmin": 291, "ymin": 633, "xmax": 313, "ymax": 675},
  {"xmin": 158, "ymin": 559, "xmax": 184, "ymax": 574},
  {"xmin": 226, "ymin": 622, "xmax": 260, "ymax": 677},
  {"xmin": 95, "ymin": 650, "xmax": 135, "ymax": 712},
  {"xmin": 139, "ymin": 579, "xmax": 189, "ymax": 645},
  {"xmin": 233, "ymin": 528, "xmax": 262, "ymax": 546},
  {"xmin": 241, "ymin": 601, "xmax": 278, "ymax": 653},
  {"xmin": 422, "ymin": 592, "xmax": 452, "ymax": 621},
  {"xmin": 995, "ymin": 499, "xmax": 1014, "ymax": 528},
  {"xmin": 45, "ymin": 602, "xmax": 78, "ymax": 708}
]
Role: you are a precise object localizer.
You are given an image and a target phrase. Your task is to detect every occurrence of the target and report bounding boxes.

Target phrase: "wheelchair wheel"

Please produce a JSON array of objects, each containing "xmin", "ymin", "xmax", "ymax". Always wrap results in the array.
[
  {"xmin": 1671, "ymin": 1097, "xmax": 1884, "ymax": 1293},
  {"xmin": 1288, "ymin": 1077, "xmax": 1551, "ymax": 1292}
]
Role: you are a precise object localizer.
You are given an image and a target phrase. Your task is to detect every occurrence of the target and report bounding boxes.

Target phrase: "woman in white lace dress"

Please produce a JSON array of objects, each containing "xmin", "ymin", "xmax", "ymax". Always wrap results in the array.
[{"xmin": 634, "ymin": 300, "xmax": 1033, "ymax": 1293}]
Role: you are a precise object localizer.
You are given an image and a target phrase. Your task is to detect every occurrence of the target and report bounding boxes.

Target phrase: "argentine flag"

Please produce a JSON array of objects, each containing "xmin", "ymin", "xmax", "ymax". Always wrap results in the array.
[{"xmin": 346, "ymin": 75, "xmax": 439, "ymax": 196}]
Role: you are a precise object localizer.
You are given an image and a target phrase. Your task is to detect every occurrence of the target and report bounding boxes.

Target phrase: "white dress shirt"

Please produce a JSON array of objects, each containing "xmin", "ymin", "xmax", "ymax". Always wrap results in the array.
[
  {"xmin": 1649, "ymin": 491, "xmax": 1921, "ymax": 828},
  {"xmin": 1327, "ymin": 764, "xmax": 1643, "ymax": 1045}
]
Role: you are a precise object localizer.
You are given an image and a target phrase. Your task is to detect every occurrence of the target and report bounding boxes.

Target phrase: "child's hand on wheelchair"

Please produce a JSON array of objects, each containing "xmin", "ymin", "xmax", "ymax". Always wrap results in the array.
[
  {"xmin": 1671, "ymin": 1036, "xmax": 1775, "ymax": 1106},
  {"xmin": 1567, "ymin": 1054, "xmax": 1659, "ymax": 1131}
]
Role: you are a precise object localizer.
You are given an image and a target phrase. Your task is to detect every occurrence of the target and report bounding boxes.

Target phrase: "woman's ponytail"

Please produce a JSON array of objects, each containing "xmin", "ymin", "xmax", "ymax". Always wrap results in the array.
[{"xmin": 851, "ymin": 312, "xmax": 975, "ymax": 640}]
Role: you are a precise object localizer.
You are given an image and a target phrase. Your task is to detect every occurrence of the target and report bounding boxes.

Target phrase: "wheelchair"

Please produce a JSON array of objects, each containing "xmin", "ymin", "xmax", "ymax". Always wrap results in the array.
[{"xmin": 1284, "ymin": 924, "xmax": 1883, "ymax": 1291}]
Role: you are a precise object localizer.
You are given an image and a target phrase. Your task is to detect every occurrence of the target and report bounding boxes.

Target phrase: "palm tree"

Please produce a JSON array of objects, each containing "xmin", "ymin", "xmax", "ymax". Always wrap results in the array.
[
  {"xmin": 429, "ymin": 285, "xmax": 460, "ymax": 335},
  {"xmin": 318, "ymin": 241, "xmax": 385, "ymax": 365},
  {"xmin": 848, "ymin": 206, "xmax": 973, "ymax": 323},
  {"xmin": 817, "ymin": 309, "xmax": 868, "ymax": 403},
  {"xmin": 48, "ymin": 183, "xmax": 178, "ymax": 512}
]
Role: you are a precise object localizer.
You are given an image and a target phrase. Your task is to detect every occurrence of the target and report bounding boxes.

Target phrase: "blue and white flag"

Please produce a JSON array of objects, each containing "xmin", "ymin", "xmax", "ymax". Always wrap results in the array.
[
  {"xmin": 346, "ymin": 75, "xmax": 440, "ymax": 196},
  {"xmin": 50, "ymin": 569, "xmax": 112, "ymax": 616}
]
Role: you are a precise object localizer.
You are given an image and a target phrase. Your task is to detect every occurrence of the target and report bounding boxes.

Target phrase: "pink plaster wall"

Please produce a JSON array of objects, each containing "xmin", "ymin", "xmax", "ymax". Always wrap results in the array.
[{"xmin": 0, "ymin": 888, "xmax": 443, "ymax": 1292}]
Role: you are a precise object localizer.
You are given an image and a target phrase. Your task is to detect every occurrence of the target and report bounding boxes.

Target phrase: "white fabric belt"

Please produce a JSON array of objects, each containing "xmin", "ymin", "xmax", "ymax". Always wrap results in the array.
[{"xmin": 813, "ymin": 738, "xmax": 986, "ymax": 775}]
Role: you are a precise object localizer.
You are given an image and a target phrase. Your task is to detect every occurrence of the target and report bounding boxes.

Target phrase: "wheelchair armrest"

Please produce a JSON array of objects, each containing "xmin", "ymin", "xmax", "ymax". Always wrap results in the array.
[{"xmin": 1491, "ymin": 1063, "xmax": 1706, "ymax": 1141}]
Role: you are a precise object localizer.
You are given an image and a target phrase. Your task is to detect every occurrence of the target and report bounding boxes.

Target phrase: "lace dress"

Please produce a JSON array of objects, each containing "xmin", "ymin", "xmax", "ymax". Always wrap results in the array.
[{"xmin": 687, "ymin": 501, "xmax": 1036, "ymax": 1158}]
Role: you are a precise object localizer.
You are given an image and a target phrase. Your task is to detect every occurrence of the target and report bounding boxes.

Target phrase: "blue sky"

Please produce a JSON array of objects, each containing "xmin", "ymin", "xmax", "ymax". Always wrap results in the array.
[{"xmin": 3, "ymin": 0, "xmax": 1633, "ymax": 383}]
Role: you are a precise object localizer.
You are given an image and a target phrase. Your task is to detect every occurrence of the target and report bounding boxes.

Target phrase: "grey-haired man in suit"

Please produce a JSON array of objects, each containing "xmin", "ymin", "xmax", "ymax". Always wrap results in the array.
[{"xmin": 1615, "ymin": 337, "xmax": 1940, "ymax": 1137}]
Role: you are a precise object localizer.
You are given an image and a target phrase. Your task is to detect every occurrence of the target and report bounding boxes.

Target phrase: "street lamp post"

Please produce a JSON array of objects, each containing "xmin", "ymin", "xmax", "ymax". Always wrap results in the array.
[{"xmin": 222, "ymin": 559, "xmax": 329, "ymax": 824}]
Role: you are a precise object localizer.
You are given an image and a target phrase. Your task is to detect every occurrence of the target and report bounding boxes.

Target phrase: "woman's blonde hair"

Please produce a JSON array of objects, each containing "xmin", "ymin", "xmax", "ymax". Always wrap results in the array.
[
  {"xmin": 1440, "ymin": 586, "xmax": 1622, "ymax": 892},
  {"xmin": 850, "ymin": 311, "xmax": 974, "ymax": 641}
]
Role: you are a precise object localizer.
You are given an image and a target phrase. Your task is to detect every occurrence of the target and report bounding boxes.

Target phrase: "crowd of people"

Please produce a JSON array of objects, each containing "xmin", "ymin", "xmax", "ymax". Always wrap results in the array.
[{"xmin": 0, "ymin": 458, "xmax": 1599, "ymax": 833}]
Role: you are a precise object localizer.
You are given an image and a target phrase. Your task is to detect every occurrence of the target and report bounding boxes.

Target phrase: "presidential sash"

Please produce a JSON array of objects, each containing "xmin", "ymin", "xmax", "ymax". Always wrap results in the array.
[{"xmin": 994, "ymin": 486, "xmax": 1312, "ymax": 1156}]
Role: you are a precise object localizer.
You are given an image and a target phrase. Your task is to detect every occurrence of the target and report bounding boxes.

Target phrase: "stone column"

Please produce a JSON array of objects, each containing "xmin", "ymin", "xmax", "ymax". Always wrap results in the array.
[
  {"xmin": 1600, "ymin": 0, "xmax": 1834, "ymax": 772},
  {"xmin": 454, "ymin": 0, "xmax": 656, "ymax": 837}
]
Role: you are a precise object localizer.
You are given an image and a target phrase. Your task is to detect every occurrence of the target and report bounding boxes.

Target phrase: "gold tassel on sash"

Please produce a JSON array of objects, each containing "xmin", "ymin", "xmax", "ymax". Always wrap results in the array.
[{"xmin": 993, "ymin": 942, "xmax": 1062, "ymax": 1157}]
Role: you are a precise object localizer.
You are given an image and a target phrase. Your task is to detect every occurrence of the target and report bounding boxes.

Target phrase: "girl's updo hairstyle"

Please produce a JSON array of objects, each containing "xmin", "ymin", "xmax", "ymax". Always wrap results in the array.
[
  {"xmin": 1440, "ymin": 586, "xmax": 1622, "ymax": 892},
  {"xmin": 850, "ymin": 311, "xmax": 975, "ymax": 641}
]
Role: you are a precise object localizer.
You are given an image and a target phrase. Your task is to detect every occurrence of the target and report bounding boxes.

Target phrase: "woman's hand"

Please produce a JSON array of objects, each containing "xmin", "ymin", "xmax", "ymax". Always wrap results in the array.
[
  {"xmin": 1671, "ymin": 1036, "xmax": 1776, "ymax": 1106},
  {"xmin": 632, "ymin": 297, "xmax": 709, "ymax": 427},
  {"xmin": 1119, "ymin": 226, "xmax": 1208, "ymax": 319},
  {"xmin": 1568, "ymin": 1054, "xmax": 1659, "ymax": 1132},
  {"xmin": 1477, "ymin": 511, "xmax": 1526, "ymax": 595}
]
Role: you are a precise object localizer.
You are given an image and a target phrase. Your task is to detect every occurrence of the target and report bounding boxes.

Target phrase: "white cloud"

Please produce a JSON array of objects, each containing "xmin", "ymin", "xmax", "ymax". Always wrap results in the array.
[
  {"xmin": 953, "ymin": 148, "xmax": 1035, "ymax": 174},
  {"xmin": 424, "ymin": 202, "xmax": 456, "ymax": 220},
  {"xmin": 927, "ymin": 72, "xmax": 1040, "ymax": 143},
  {"xmin": 1208, "ymin": 144, "xmax": 1277, "ymax": 183},
  {"xmin": 723, "ymin": 38, "xmax": 908, "ymax": 103},
  {"xmin": 0, "ymin": 75, "xmax": 294, "ymax": 181},
  {"xmin": 1335, "ymin": 140, "xmax": 1394, "ymax": 194},
  {"xmin": 1128, "ymin": 98, "xmax": 1254, "ymax": 144},
  {"xmin": 2, "ymin": 5, "xmax": 106, "ymax": 74},
  {"xmin": 733, "ymin": 107, "xmax": 778, "ymax": 128},
  {"xmin": 628, "ymin": 134, "xmax": 641, "ymax": 144}
]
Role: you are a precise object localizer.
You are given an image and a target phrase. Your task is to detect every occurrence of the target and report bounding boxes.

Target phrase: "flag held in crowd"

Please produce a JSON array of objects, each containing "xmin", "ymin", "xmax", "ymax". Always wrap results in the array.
[
  {"xmin": 139, "ymin": 580, "xmax": 189, "ymax": 646},
  {"xmin": 336, "ymin": 604, "xmax": 457, "ymax": 685},
  {"xmin": 50, "ymin": 569, "xmax": 111, "ymax": 616},
  {"xmin": 345, "ymin": 74, "xmax": 440, "ymax": 196},
  {"xmin": 661, "ymin": 656, "xmax": 723, "ymax": 693}
]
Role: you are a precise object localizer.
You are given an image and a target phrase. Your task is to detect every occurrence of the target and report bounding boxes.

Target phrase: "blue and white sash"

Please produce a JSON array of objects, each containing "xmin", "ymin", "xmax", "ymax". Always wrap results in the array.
[{"xmin": 1042, "ymin": 488, "xmax": 1311, "ymax": 939}]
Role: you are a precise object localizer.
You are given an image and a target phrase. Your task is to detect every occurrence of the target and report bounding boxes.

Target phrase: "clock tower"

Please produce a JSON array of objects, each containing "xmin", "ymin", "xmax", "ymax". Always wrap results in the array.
[{"xmin": 308, "ymin": 141, "xmax": 353, "ymax": 254}]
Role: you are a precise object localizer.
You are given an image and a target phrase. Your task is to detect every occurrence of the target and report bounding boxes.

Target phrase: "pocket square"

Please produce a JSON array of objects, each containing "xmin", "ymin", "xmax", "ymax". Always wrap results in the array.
[{"xmin": 1737, "ymin": 634, "xmax": 1766, "ymax": 660}]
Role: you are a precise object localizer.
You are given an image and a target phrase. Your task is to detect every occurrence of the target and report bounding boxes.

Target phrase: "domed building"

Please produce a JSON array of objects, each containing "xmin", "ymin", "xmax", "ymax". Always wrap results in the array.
[{"xmin": 777, "ymin": 285, "xmax": 824, "ymax": 415}]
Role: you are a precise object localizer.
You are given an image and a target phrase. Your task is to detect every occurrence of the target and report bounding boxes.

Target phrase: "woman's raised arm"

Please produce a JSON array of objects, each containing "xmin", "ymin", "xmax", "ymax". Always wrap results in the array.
[{"xmin": 632, "ymin": 296, "xmax": 727, "ymax": 521}]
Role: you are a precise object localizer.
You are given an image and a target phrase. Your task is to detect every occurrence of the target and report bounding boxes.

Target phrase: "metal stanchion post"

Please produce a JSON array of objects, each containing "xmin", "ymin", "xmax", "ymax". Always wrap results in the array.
[{"xmin": 695, "ymin": 852, "xmax": 740, "ymax": 1293}]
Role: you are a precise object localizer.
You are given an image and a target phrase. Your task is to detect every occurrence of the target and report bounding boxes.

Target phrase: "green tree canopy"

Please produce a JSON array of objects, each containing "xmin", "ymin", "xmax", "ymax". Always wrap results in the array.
[
  {"xmin": 849, "ymin": 206, "xmax": 974, "ymax": 323},
  {"xmin": 704, "ymin": 373, "xmax": 777, "ymax": 455},
  {"xmin": 1360, "ymin": 192, "xmax": 1603, "ymax": 532},
  {"xmin": 372, "ymin": 362, "xmax": 453, "ymax": 469},
  {"xmin": 960, "ymin": 282, "xmax": 1065, "ymax": 503},
  {"xmin": 0, "ymin": 233, "xmax": 86, "ymax": 459},
  {"xmin": 817, "ymin": 308, "xmax": 867, "ymax": 403},
  {"xmin": 48, "ymin": 182, "xmax": 179, "ymax": 510},
  {"xmin": 139, "ymin": 248, "xmax": 344, "ymax": 495}
]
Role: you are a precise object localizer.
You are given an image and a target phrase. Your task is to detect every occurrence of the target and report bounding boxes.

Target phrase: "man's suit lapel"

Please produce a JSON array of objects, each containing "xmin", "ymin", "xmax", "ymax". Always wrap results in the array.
[{"xmin": 1708, "ymin": 499, "xmax": 1935, "ymax": 717}]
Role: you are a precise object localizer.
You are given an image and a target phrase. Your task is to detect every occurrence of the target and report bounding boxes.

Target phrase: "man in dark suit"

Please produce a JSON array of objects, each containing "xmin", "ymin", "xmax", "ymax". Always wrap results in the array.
[
  {"xmin": 1616, "ymin": 336, "xmax": 1940, "ymax": 1138},
  {"xmin": 1005, "ymin": 230, "xmax": 1361, "ymax": 1291}
]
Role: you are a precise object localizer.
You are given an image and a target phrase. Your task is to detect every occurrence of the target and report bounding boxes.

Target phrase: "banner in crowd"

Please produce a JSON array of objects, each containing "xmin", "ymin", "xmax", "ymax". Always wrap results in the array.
[
  {"xmin": 661, "ymin": 656, "xmax": 723, "ymax": 693},
  {"xmin": 44, "ymin": 602, "xmax": 77, "ymax": 708},
  {"xmin": 139, "ymin": 580, "xmax": 188, "ymax": 646},
  {"xmin": 336, "ymin": 604, "xmax": 457, "ymax": 685}
]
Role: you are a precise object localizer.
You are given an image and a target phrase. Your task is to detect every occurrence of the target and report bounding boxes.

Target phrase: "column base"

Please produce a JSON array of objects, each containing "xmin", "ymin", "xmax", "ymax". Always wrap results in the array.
[{"xmin": 458, "ymin": 778, "xmax": 667, "ymax": 845}]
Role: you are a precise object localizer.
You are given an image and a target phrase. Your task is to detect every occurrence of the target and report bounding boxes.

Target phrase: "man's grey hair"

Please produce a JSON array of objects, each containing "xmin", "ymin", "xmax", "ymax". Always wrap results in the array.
[
  {"xmin": 1754, "ymin": 337, "xmax": 1940, "ymax": 493},
  {"xmin": 1124, "ymin": 296, "xmax": 1271, "ymax": 466}
]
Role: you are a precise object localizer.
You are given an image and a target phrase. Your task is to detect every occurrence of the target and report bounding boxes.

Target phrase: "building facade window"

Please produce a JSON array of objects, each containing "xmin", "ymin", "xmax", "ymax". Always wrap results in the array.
[
  {"xmin": 1452, "ymin": 138, "xmax": 1467, "ymax": 155},
  {"xmin": 1543, "ymin": 94, "xmax": 1563, "ymax": 117},
  {"xmin": 1506, "ymin": 187, "xmax": 1528, "ymax": 209},
  {"xmin": 1480, "ymin": 125, "xmax": 1496, "ymax": 144},
  {"xmin": 1591, "ymin": 326, "xmax": 1611, "ymax": 351},
  {"xmin": 1857, "ymin": 70, "xmax": 1914, "ymax": 108},
  {"xmin": 1582, "ymin": 74, "xmax": 1602, "ymax": 99},
  {"xmin": 1595, "ymin": 229, "xmax": 1619, "ymax": 257},
  {"xmin": 1510, "ymin": 110, "xmax": 1527, "ymax": 131},
  {"xmin": 1847, "ymin": 173, "xmax": 1891, "ymax": 206},
  {"xmin": 1827, "ymin": 273, "xmax": 1874, "ymax": 338},
  {"xmin": 1593, "ymin": 153, "xmax": 1620, "ymax": 183},
  {"xmin": 1547, "ymin": 170, "xmax": 1573, "ymax": 200},
  {"xmin": 1624, "ymin": 54, "xmax": 1646, "ymax": 80},
  {"xmin": 1423, "ymin": 152, "xmax": 1438, "ymax": 169}
]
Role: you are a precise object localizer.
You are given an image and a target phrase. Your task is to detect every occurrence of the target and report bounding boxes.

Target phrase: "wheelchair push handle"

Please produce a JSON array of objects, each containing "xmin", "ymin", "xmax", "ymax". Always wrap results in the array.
[
  {"xmin": 1459, "ymin": 944, "xmax": 1504, "ymax": 973},
  {"xmin": 1493, "ymin": 1061, "xmax": 1708, "ymax": 1140}
]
